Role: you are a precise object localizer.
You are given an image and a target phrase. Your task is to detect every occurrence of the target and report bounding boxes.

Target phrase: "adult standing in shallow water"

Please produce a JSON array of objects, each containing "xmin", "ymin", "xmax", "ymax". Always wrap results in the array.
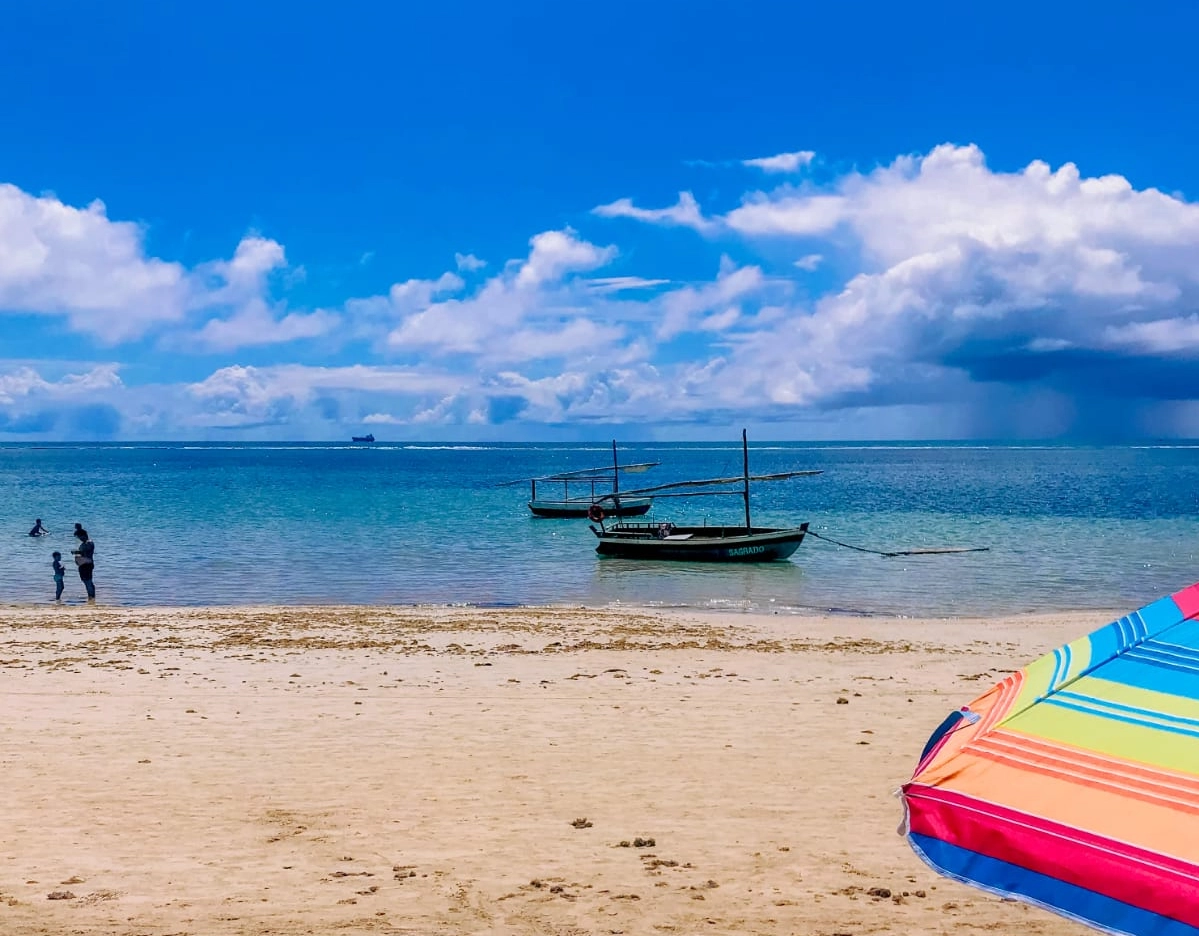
[{"xmin": 72, "ymin": 524, "xmax": 96, "ymax": 600}]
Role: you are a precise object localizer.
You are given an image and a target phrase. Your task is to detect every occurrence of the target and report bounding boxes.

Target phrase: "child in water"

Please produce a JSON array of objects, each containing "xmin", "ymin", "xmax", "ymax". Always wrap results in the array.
[{"xmin": 52, "ymin": 551, "xmax": 65, "ymax": 601}]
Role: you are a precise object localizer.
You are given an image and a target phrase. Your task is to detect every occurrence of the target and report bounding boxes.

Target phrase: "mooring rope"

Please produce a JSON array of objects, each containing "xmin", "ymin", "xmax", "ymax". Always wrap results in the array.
[{"xmin": 805, "ymin": 529, "xmax": 990, "ymax": 558}]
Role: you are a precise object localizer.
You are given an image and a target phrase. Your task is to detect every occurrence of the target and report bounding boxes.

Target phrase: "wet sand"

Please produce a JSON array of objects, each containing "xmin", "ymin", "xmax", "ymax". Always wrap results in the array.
[{"xmin": 0, "ymin": 604, "xmax": 1102, "ymax": 935}]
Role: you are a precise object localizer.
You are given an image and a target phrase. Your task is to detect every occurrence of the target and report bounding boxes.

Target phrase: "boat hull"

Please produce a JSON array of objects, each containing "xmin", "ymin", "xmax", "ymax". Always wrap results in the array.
[
  {"xmin": 530, "ymin": 497, "xmax": 653, "ymax": 518},
  {"xmin": 594, "ymin": 522, "xmax": 809, "ymax": 562}
]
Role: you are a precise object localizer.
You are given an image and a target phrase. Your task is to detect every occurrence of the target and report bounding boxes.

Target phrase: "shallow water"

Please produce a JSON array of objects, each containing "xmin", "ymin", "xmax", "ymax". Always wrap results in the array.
[{"xmin": 1, "ymin": 441, "xmax": 1196, "ymax": 615}]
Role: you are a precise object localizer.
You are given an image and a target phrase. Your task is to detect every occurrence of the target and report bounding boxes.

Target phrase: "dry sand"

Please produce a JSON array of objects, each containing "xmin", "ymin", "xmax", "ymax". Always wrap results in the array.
[{"xmin": 0, "ymin": 603, "xmax": 1107, "ymax": 935}]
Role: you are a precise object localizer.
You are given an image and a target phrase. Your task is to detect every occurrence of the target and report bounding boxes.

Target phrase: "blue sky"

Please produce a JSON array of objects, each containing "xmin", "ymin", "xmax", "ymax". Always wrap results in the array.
[{"xmin": 3, "ymin": 0, "xmax": 1199, "ymax": 440}]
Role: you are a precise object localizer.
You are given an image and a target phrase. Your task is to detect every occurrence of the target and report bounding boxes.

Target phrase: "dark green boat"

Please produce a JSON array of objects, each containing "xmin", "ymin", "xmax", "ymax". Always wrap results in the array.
[
  {"xmin": 589, "ymin": 430, "xmax": 820, "ymax": 563},
  {"xmin": 593, "ymin": 521, "xmax": 810, "ymax": 561}
]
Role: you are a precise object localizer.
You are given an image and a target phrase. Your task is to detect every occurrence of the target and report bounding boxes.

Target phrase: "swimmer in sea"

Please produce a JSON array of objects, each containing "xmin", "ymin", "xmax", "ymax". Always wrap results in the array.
[{"xmin": 29, "ymin": 518, "xmax": 49, "ymax": 537}]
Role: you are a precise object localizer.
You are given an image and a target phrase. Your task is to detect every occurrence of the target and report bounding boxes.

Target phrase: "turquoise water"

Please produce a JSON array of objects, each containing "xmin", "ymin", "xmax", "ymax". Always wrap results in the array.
[{"xmin": 1, "ymin": 442, "xmax": 1197, "ymax": 615}]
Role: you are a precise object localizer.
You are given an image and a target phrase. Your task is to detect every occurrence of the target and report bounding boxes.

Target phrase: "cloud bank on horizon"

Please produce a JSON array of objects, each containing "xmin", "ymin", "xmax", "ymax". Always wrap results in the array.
[{"xmin": 5, "ymin": 143, "xmax": 1199, "ymax": 440}]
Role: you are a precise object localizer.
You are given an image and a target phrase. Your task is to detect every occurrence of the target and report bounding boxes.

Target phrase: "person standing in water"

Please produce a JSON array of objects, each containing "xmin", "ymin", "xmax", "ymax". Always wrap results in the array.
[
  {"xmin": 29, "ymin": 518, "xmax": 48, "ymax": 536},
  {"xmin": 52, "ymin": 551, "xmax": 65, "ymax": 601},
  {"xmin": 72, "ymin": 525, "xmax": 96, "ymax": 600}
]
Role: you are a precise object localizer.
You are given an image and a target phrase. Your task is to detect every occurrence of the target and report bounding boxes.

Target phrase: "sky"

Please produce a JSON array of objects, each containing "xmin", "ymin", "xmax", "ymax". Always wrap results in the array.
[{"xmin": 4, "ymin": 0, "xmax": 1199, "ymax": 441}]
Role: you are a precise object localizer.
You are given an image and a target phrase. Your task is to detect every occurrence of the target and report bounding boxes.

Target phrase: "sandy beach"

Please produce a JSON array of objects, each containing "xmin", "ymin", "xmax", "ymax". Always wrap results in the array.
[{"xmin": 0, "ymin": 603, "xmax": 1106, "ymax": 935}]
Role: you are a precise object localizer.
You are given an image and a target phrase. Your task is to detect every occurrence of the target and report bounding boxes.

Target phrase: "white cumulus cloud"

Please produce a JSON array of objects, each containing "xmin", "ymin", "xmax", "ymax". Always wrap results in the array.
[
  {"xmin": 386, "ymin": 229, "xmax": 624, "ymax": 361},
  {"xmin": 0, "ymin": 184, "xmax": 189, "ymax": 341},
  {"xmin": 194, "ymin": 300, "xmax": 340, "ymax": 351},
  {"xmin": 0, "ymin": 184, "xmax": 335, "ymax": 350},
  {"xmin": 602, "ymin": 143, "xmax": 1199, "ymax": 419},
  {"xmin": 516, "ymin": 229, "xmax": 616, "ymax": 287}
]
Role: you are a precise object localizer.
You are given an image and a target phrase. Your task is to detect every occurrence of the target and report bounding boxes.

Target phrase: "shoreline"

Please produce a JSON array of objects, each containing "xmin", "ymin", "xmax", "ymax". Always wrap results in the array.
[
  {"xmin": 0, "ymin": 596, "xmax": 1133, "ymax": 621},
  {"xmin": 1, "ymin": 604, "xmax": 1099, "ymax": 935}
]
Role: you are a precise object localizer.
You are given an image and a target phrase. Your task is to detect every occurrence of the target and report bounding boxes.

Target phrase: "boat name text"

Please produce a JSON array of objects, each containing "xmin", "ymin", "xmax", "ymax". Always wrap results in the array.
[{"xmin": 728, "ymin": 545, "xmax": 768, "ymax": 556}]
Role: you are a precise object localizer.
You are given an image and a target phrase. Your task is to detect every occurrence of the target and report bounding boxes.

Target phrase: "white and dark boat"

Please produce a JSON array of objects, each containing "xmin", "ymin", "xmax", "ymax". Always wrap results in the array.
[
  {"xmin": 513, "ymin": 441, "xmax": 659, "ymax": 518},
  {"xmin": 589, "ymin": 430, "xmax": 820, "ymax": 562},
  {"xmin": 351, "ymin": 433, "xmax": 376, "ymax": 443}
]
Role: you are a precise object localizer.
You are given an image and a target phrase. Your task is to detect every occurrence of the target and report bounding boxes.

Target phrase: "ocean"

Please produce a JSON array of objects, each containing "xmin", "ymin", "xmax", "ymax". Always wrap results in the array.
[{"xmin": 1, "ymin": 441, "xmax": 1196, "ymax": 616}]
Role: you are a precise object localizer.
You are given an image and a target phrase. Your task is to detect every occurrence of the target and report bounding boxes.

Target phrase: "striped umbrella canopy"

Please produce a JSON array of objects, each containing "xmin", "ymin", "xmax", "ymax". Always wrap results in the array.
[{"xmin": 900, "ymin": 582, "xmax": 1199, "ymax": 936}]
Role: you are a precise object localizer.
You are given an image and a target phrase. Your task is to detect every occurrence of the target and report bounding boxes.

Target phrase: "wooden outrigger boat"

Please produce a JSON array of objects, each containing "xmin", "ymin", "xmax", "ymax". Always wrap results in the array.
[
  {"xmin": 589, "ymin": 430, "xmax": 821, "ymax": 562},
  {"xmin": 514, "ymin": 441, "xmax": 659, "ymax": 518}
]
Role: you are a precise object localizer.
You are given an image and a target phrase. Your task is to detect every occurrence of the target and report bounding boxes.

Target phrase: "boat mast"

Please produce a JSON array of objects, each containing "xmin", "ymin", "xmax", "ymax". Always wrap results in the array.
[
  {"xmin": 612, "ymin": 439, "xmax": 619, "ymax": 494},
  {"xmin": 742, "ymin": 428, "xmax": 751, "ymax": 530}
]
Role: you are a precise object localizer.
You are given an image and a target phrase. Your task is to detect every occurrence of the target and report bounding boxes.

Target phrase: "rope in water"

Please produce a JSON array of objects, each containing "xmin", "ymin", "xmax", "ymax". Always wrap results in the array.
[{"xmin": 805, "ymin": 529, "xmax": 990, "ymax": 558}]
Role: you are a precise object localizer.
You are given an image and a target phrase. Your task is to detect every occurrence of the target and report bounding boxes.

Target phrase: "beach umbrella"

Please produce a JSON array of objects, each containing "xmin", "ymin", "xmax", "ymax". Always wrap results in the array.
[{"xmin": 899, "ymin": 582, "xmax": 1199, "ymax": 936}]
